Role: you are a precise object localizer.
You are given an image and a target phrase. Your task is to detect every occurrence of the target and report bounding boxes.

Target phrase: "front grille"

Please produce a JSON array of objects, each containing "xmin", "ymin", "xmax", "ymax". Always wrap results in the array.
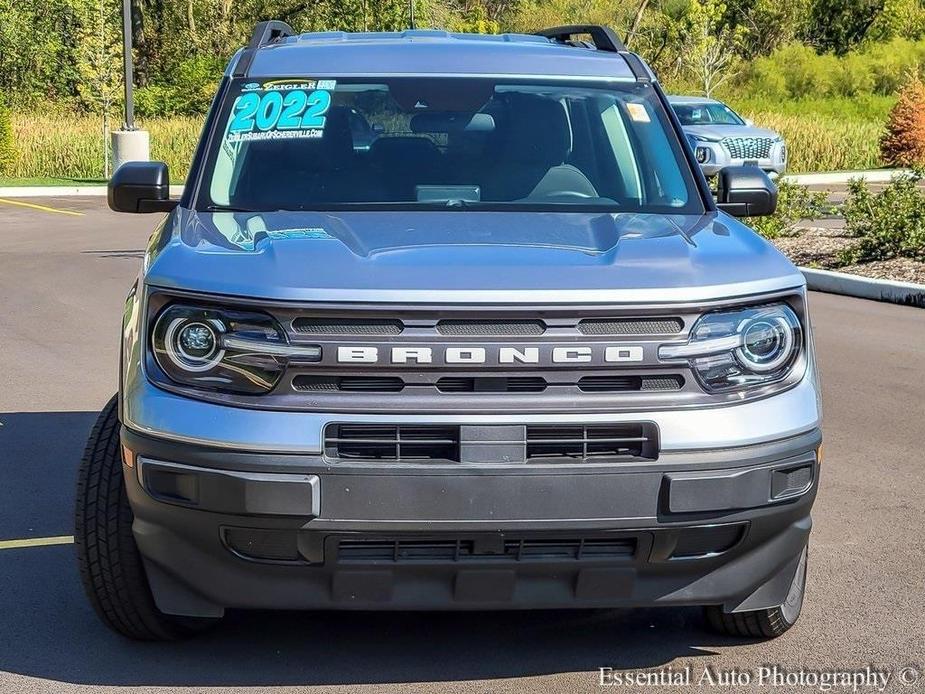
[
  {"xmin": 293, "ymin": 375, "xmax": 404, "ymax": 392},
  {"xmin": 436, "ymin": 376, "xmax": 547, "ymax": 393},
  {"xmin": 325, "ymin": 424, "xmax": 459, "ymax": 461},
  {"xmin": 578, "ymin": 375, "xmax": 684, "ymax": 392},
  {"xmin": 578, "ymin": 317, "xmax": 683, "ymax": 335},
  {"xmin": 721, "ymin": 137, "xmax": 774, "ymax": 160},
  {"xmin": 526, "ymin": 424, "xmax": 658, "ymax": 461},
  {"xmin": 336, "ymin": 536, "xmax": 636, "ymax": 563},
  {"xmin": 292, "ymin": 317, "xmax": 404, "ymax": 335},
  {"xmin": 436, "ymin": 319, "xmax": 546, "ymax": 336}
]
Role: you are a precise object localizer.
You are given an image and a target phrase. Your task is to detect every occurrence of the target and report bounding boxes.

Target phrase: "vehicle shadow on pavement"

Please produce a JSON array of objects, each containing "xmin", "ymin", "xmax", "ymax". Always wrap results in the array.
[{"xmin": 0, "ymin": 411, "xmax": 749, "ymax": 687}]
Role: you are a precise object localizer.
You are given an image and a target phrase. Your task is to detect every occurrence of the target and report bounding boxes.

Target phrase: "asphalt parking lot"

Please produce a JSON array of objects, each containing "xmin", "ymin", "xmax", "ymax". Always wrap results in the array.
[{"xmin": 0, "ymin": 196, "xmax": 923, "ymax": 694}]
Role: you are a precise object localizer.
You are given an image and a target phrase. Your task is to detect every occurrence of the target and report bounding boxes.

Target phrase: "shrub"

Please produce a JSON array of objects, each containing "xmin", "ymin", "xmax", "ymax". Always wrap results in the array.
[
  {"xmin": 747, "ymin": 180, "xmax": 832, "ymax": 239},
  {"xmin": 0, "ymin": 98, "xmax": 16, "ymax": 175},
  {"xmin": 841, "ymin": 170, "xmax": 925, "ymax": 262},
  {"xmin": 880, "ymin": 75, "xmax": 925, "ymax": 166}
]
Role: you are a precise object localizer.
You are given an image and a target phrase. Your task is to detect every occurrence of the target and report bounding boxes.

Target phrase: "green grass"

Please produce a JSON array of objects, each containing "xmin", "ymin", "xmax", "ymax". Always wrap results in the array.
[{"xmin": 0, "ymin": 176, "xmax": 106, "ymax": 186}]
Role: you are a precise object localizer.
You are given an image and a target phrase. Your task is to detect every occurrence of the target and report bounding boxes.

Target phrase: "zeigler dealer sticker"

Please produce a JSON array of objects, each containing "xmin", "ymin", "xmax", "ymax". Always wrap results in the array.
[
  {"xmin": 226, "ymin": 79, "xmax": 337, "ymax": 143},
  {"xmin": 598, "ymin": 665, "xmax": 920, "ymax": 691}
]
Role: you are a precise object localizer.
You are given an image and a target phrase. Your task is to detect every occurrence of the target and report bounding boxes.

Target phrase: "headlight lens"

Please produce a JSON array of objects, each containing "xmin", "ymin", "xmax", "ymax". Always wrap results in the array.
[
  {"xmin": 659, "ymin": 304, "xmax": 802, "ymax": 392},
  {"xmin": 151, "ymin": 304, "xmax": 318, "ymax": 394}
]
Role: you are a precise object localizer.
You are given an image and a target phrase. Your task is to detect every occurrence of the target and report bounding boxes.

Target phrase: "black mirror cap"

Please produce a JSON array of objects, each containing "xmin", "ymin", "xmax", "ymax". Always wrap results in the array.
[
  {"xmin": 716, "ymin": 165, "xmax": 778, "ymax": 218},
  {"xmin": 108, "ymin": 161, "xmax": 178, "ymax": 213}
]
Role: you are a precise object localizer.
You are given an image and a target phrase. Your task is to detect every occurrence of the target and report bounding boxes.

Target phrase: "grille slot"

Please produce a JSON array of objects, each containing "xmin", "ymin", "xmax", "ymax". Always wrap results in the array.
[
  {"xmin": 578, "ymin": 318, "xmax": 683, "ymax": 335},
  {"xmin": 325, "ymin": 424, "xmax": 460, "ymax": 461},
  {"xmin": 721, "ymin": 136, "xmax": 774, "ymax": 159},
  {"xmin": 436, "ymin": 319, "xmax": 545, "ymax": 336},
  {"xmin": 336, "ymin": 537, "xmax": 636, "ymax": 563},
  {"xmin": 578, "ymin": 375, "xmax": 684, "ymax": 392},
  {"xmin": 293, "ymin": 376, "xmax": 404, "ymax": 392},
  {"xmin": 292, "ymin": 317, "xmax": 404, "ymax": 335},
  {"xmin": 526, "ymin": 424, "xmax": 658, "ymax": 461},
  {"xmin": 436, "ymin": 376, "xmax": 547, "ymax": 393}
]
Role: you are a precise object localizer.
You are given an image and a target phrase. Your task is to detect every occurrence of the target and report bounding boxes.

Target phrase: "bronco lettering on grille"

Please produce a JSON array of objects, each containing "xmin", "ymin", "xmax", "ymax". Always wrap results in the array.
[{"xmin": 336, "ymin": 345, "xmax": 645, "ymax": 365}]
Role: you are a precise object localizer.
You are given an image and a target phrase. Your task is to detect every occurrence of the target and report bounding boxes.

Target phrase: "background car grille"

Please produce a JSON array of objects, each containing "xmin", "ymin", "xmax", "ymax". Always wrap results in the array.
[{"xmin": 722, "ymin": 137, "xmax": 774, "ymax": 159}]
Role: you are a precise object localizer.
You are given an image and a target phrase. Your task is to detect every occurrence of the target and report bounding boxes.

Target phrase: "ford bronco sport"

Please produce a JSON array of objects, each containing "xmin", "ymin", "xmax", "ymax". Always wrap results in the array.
[{"xmin": 76, "ymin": 23, "xmax": 822, "ymax": 641}]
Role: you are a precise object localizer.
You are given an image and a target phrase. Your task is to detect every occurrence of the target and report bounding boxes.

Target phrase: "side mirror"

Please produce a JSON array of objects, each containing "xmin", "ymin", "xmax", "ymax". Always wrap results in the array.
[
  {"xmin": 108, "ymin": 161, "xmax": 178, "ymax": 213},
  {"xmin": 716, "ymin": 166, "xmax": 777, "ymax": 217},
  {"xmin": 744, "ymin": 118, "xmax": 754, "ymax": 127}
]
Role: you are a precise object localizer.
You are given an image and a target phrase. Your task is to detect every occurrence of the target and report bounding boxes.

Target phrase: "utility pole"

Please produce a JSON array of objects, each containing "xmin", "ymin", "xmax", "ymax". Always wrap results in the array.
[
  {"xmin": 121, "ymin": 0, "xmax": 134, "ymax": 130},
  {"xmin": 112, "ymin": 0, "xmax": 150, "ymax": 173}
]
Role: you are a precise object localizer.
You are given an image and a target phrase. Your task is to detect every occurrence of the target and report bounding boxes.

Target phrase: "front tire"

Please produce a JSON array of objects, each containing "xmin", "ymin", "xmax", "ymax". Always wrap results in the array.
[
  {"xmin": 74, "ymin": 395, "xmax": 218, "ymax": 640},
  {"xmin": 704, "ymin": 546, "xmax": 808, "ymax": 639}
]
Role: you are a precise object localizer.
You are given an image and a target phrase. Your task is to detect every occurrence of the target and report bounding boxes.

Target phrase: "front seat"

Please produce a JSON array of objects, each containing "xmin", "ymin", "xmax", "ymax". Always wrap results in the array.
[{"xmin": 481, "ymin": 93, "xmax": 598, "ymax": 202}]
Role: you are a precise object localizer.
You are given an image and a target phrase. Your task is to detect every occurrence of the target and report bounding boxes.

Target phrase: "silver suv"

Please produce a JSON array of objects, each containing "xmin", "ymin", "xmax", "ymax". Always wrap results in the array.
[
  {"xmin": 75, "ymin": 23, "xmax": 820, "ymax": 642},
  {"xmin": 670, "ymin": 96, "xmax": 787, "ymax": 177}
]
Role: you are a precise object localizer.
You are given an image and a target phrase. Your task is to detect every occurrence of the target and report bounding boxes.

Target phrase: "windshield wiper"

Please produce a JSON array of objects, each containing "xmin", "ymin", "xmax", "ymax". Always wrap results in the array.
[{"xmin": 205, "ymin": 204, "xmax": 257, "ymax": 213}]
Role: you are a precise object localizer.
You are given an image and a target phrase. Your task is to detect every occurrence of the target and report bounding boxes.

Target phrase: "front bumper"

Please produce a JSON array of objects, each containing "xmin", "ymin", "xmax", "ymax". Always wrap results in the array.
[{"xmin": 121, "ymin": 425, "xmax": 820, "ymax": 618}]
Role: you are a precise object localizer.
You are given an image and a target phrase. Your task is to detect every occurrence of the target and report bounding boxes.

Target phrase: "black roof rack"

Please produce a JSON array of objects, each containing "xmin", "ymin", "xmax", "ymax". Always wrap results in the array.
[
  {"xmin": 534, "ymin": 25, "xmax": 626, "ymax": 53},
  {"xmin": 233, "ymin": 20, "xmax": 295, "ymax": 77}
]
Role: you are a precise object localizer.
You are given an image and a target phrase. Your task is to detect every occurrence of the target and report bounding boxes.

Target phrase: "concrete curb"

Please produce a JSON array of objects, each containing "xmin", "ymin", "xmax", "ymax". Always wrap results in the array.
[
  {"xmin": 0, "ymin": 185, "xmax": 185, "ymax": 198},
  {"xmin": 784, "ymin": 169, "xmax": 909, "ymax": 185},
  {"xmin": 800, "ymin": 267, "xmax": 925, "ymax": 308}
]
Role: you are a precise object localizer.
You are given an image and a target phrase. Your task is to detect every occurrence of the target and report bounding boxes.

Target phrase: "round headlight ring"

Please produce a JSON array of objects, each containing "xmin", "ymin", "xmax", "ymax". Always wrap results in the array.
[
  {"xmin": 735, "ymin": 315, "xmax": 794, "ymax": 373},
  {"xmin": 163, "ymin": 317, "xmax": 225, "ymax": 372}
]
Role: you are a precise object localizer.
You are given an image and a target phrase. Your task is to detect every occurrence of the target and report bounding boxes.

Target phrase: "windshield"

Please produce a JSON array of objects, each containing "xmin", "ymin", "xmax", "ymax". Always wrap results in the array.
[
  {"xmin": 198, "ymin": 77, "xmax": 703, "ymax": 214},
  {"xmin": 672, "ymin": 102, "xmax": 745, "ymax": 126}
]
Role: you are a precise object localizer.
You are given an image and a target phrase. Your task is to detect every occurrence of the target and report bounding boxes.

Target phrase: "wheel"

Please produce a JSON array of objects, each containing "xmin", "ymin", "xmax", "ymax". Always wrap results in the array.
[
  {"xmin": 74, "ymin": 395, "xmax": 218, "ymax": 640},
  {"xmin": 704, "ymin": 546, "xmax": 808, "ymax": 639}
]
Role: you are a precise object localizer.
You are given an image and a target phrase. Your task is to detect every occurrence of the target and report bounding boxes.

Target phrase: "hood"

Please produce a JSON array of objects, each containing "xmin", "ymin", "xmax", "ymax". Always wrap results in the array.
[
  {"xmin": 683, "ymin": 124, "xmax": 780, "ymax": 142},
  {"xmin": 143, "ymin": 209, "xmax": 804, "ymax": 304}
]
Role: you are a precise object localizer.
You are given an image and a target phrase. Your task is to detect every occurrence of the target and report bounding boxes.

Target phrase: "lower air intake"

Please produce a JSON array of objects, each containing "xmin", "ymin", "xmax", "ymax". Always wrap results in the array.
[
  {"xmin": 526, "ymin": 423, "xmax": 658, "ymax": 461},
  {"xmin": 325, "ymin": 424, "xmax": 460, "ymax": 461}
]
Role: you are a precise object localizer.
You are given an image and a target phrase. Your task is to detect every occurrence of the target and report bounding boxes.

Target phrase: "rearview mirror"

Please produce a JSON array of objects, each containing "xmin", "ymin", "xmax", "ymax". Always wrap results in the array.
[
  {"xmin": 716, "ymin": 166, "xmax": 777, "ymax": 217},
  {"xmin": 108, "ymin": 161, "xmax": 178, "ymax": 213}
]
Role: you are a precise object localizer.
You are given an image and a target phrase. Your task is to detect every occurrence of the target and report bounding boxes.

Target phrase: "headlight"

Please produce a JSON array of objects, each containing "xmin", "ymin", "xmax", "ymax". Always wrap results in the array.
[
  {"xmin": 695, "ymin": 146, "xmax": 710, "ymax": 164},
  {"xmin": 658, "ymin": 304, "xmax": 802, "ymax": 392},
  {"xmin": 151, "ymin": 304, "xmax": 320, "ymax": 394}
]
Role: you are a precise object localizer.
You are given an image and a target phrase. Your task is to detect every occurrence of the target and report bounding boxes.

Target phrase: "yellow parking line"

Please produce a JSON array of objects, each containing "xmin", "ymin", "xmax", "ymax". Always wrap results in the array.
[
  {"xmin": 0, "ymin": 535, "xmax": 74, "ymax": 550},
  {"xmin": 0, "ymin": 198, "xmax": 84, "ymax": 217}
]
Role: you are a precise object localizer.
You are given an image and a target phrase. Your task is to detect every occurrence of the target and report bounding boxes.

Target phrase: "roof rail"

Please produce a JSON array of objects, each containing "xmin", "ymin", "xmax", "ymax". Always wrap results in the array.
[
  {"xmin": 233, "ymin": 20, "xmax": 295, "ymax": 77},
  {"xmin": 534, "ymin": 25, "xmax": 626, "ymax": 53}
]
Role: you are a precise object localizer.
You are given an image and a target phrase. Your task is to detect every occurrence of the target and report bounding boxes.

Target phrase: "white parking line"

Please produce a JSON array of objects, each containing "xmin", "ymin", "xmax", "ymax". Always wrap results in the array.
[{"xmin": 0, "ymin": 535, "xmax": 74, "ymax": 550}]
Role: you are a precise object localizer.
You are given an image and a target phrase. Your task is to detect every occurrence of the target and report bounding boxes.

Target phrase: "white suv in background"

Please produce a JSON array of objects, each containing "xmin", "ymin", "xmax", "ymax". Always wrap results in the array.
[{"xmin": 670, "ymin": 96, "xmax": 787, "ymax": 177}]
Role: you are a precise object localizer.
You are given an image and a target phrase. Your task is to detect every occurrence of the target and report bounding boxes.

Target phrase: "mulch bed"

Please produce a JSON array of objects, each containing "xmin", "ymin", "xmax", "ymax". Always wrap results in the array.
[{"xmin": 773, "ymin": 225, "xmax": 925, "ymax": 285}]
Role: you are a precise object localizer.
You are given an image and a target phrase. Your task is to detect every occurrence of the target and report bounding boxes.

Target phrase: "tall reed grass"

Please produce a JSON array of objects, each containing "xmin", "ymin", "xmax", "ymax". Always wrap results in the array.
[
  {"xmin": 8, "ymin": 103, "xmax": 886, "ymax": 179},
  {"xmin": 9, "ymin": 112, "xmax": 201, "ymax": 181}
]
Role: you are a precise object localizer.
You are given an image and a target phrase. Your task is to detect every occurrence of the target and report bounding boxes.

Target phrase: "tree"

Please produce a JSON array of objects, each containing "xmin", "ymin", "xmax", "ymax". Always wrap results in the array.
[
  {"xmin": 76, "ymin": 0, "xmax": 123, "ymax": 177},
  {"xmin": 802, "ymin": 0, "xmax": 884, "ymax": 54},
  {"xmin": 881, "ymin": 74, "xmax": 925, "ymax": 166},
  {"xmin": 683, "ymin": 0, "xmax": 744, "ymax": 96}
]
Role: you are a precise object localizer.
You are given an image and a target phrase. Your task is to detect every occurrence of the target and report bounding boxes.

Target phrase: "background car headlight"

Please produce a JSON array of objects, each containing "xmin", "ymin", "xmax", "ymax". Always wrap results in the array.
[
  {"xmin": 658, "ymin": 303, "xmax": 802, "ymax": 392},
  {"xmin": 151, "ymin": 304, "xmax": 319, "ymax": 394}
]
